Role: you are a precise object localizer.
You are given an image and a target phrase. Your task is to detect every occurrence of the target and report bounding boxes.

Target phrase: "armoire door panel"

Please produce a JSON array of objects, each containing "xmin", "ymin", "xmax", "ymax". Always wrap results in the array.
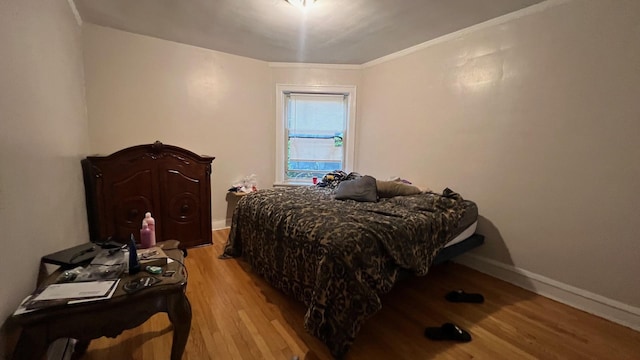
[
  {"xmin": 105, "ymin": 169, "xmax": 156, "ymax": 241},
  {"xmin": 161, "ymin": 169, "xmax": 203, "ymax": 246},
  {"xmin": 113, "ymin": 195, "xmax": 154, "ymax": 240}
]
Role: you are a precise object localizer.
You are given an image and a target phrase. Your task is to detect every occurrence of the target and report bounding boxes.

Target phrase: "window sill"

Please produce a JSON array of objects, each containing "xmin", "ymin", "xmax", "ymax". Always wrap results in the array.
[{"xmin": 273, "ymin": 182, "xmax": 313, "ymax": 188}]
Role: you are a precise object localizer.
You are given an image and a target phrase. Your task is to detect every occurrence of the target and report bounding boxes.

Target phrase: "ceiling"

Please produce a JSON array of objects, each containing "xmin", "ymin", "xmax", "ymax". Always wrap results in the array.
[{"xmin": 73, "ymin": 0, "xmax": 544, "ymax": 65}]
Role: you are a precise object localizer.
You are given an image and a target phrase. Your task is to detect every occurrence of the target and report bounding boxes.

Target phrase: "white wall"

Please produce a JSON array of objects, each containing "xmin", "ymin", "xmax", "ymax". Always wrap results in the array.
[
  {"xmin": 83, "ymin": 26, "xmax": 365, "ymax": 228},
  {"xmin": 0, "ymin": 0, "xmax": 89, "ymax": 321},
  {"xmin": 82, "ymin": 24, "xmax": 274, "ymax": 229},
  {"xmin": 270, "ymin": 65, "xmax": 362, "ymax": 89},
  {"xmin": 359, "ymin": 0, "xmax": 640, "ymax": 310}
]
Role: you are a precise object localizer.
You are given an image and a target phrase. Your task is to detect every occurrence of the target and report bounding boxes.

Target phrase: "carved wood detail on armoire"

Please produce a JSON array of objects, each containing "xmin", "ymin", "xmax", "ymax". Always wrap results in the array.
[{"xmin": 82, "ymin": 141, "xmax": 215, "ymax": 249}]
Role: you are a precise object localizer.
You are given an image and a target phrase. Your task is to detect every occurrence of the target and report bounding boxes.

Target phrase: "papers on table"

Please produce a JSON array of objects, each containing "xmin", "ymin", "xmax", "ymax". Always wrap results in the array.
[
  {"xmin": 33, "ymin": 280, "xmax": 117, "ymax": 301},
  {"xmin": 13, "ymin": 279, "xmax": 120, "ymax": 315},
  {"xmin": 68, "ymin": 279, "xmax": 120, "ymax": 304}
]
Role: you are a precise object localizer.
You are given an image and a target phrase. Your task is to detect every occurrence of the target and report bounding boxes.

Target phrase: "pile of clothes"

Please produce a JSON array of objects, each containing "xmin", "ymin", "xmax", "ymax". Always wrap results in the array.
[
  {"xmin": 228, "ymin": 174, "xmax": 258, "ymax": 194},
  {"xmin": 315, "ymin": 170, "xmax": 362, "ymax": 189}
]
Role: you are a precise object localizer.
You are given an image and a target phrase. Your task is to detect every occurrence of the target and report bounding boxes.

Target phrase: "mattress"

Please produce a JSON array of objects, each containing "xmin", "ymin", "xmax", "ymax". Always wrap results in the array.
[
  {"xmin": 444, "ymin": 200, "xmax": 478, "ymax": 246},
  {"xmin": 432, "ymin": 200, "xmax": 482, "ymax": 266},
  {"xmin": 446, "ymin": 220, "xmax": 478, "ymax": 247}
]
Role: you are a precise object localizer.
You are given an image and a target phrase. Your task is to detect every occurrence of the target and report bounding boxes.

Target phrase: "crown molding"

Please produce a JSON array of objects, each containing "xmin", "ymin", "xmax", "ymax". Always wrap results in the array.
[
  {"xmin": 268, "ymin": 62, "xmax": 362, "ymax": 70},
  {"xmin": 67, "ymin": 0, "xmax": 83, "ymax": 26},
  {"xmin": 363, "ymin": 0, "xmax": 571, "ymax": 68}
]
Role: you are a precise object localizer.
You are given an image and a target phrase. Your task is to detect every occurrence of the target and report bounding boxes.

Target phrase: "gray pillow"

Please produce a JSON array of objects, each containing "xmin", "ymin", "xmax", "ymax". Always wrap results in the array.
[{"xmin": 334, "ymin": 175, "xmax": 378, "ymax": 202}]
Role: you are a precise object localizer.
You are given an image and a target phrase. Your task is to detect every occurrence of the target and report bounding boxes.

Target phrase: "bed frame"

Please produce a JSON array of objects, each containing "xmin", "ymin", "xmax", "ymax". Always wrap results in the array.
[{"xmin": 432, "ymin": 233, "xmax": 484, "ymax": 266}]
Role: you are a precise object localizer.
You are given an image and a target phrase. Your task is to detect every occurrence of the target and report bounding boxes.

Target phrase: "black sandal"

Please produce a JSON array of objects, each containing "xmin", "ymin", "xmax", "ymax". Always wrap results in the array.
[
  {"xmin": 424, "ymin": 323, "xmax": 472, "ymax": 342},
  {"xmin": 445, "ymin": 289, "xmax": 484, "ymax": 303}
]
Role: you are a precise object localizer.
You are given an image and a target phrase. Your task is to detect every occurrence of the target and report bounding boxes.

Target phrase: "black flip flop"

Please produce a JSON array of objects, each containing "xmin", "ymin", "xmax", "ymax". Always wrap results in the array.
[
  {"xmin": 445, "ymin": 289, "xmax": 484, "ymax": 303},
  {"xmin": 424, "ymin": 322, "xmax": 472, "ymax": 342}
]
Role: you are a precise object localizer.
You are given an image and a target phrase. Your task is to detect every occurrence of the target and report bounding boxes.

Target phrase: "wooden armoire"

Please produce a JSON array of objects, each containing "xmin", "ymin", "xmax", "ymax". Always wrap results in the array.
[{"xmin": 82, "ymin": 141, "xmax": 215, "ymax": 248}]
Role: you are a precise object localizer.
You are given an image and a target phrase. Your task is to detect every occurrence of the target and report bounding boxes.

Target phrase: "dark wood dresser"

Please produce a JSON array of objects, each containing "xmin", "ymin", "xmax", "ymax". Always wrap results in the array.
[{"xmin": 82, "ymin": 141, "xmax": 215, "ymax": 248}]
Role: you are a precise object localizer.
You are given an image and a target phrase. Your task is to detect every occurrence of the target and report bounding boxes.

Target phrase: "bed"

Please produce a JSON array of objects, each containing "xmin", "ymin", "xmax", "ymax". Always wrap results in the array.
[{"xmin": 221, "ymin": 178, "xmax": 483, "ymax": 357}]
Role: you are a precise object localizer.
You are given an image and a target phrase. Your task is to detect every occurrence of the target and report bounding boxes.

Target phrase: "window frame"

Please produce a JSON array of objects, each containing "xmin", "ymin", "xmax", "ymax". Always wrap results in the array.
[{"xmin": 275, "ymin": 84, "xmax": 357, "ymax": 185}]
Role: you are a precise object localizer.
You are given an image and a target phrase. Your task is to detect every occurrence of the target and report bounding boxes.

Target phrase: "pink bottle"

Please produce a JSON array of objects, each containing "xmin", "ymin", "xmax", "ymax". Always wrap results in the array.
[
  {"xmin": 143, "ymin": 212, "xmax": 156, "ymax": 247},
  {"xmin": 140, "ymin": 222, "xmax": 152, "ymax": 249}
]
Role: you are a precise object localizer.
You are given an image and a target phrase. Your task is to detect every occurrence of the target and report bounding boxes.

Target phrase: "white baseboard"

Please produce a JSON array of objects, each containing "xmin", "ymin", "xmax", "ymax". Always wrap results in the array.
[
  {"xmin": 212, "ymin": 219, "xmax": 230, "ymax": 231},
  {"xmin": 454, "ymin": 253, "xmax": 640, "ymax": 332}
]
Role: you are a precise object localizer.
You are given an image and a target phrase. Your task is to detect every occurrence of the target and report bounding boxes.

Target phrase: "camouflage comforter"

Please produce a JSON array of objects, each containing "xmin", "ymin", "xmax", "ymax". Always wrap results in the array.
[{"xmin": 222, "ymin": 186, "xmax": 472, "ymax": 357}]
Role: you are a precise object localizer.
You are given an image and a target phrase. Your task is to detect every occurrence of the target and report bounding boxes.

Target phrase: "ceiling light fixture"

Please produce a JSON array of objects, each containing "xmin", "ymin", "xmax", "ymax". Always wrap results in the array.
[{"xmin": 285, "ymin": 0, "xmax": 317, "ymax": 11}]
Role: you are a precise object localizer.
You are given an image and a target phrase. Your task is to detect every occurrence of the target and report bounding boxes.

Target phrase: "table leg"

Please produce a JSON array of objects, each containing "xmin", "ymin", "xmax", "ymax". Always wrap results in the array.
[
  {"xmin": 12, "ymin": 326, "xmax": 48, "ymax": 360},
  {"xmin": 167, "ymin": 293, "xmax": 192, "ymax": 360},
  {"xmin": 70, "ymin": 339, "xmax": 91, "ymax": 359}
]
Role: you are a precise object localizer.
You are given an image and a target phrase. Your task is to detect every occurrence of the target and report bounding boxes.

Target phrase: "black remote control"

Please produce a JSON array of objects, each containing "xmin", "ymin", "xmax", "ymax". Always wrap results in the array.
[{"xmin": 123, "ymin": 276, "xmax": 160, "ymax": 294}]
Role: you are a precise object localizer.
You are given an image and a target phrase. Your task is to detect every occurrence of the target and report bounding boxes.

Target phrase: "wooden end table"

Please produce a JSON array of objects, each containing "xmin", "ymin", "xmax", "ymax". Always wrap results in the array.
[{"xmin": 10, "ymin": 241, "xmax": 191, "ymax": 360}]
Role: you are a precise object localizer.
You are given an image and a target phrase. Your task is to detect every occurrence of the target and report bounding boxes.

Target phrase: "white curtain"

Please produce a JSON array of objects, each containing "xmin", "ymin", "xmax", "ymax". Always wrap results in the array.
[{"xmin": 287, "ymin": 93, "xmax": 345, "ymax": 162}]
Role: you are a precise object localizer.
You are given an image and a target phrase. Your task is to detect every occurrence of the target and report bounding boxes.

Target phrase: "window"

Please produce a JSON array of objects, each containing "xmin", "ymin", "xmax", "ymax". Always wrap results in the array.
[{"xmin": 276, "ymin": 84, "xmax": 356, "ymax": 184}]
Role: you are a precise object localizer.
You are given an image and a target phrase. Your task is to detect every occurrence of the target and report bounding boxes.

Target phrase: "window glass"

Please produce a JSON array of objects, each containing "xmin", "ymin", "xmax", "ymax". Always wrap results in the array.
[{"xmin": 286, "ymin": 94, "xmax": 346, "ymax": 180}]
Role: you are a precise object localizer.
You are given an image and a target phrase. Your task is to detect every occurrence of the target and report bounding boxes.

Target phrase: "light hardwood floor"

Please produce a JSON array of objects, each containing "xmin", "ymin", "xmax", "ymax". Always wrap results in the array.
[{"xmin": 84, "ymin": 229, "xmax": 640, "ymax": 359}]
